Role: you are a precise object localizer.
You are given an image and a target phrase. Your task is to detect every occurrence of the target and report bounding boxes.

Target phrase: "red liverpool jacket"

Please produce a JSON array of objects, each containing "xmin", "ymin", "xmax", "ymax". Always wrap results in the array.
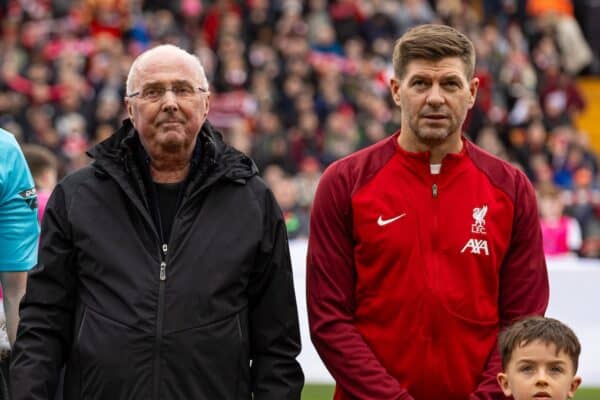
[{"xmin": 307, "ymin": 132, "xmax": 549, "ymax": 400}]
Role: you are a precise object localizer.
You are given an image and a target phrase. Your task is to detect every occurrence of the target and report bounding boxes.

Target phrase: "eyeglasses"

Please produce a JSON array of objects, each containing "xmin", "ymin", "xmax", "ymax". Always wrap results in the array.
[{"xmin": 127, "ymin": 83, "xmax": 209, "ymax": 102}]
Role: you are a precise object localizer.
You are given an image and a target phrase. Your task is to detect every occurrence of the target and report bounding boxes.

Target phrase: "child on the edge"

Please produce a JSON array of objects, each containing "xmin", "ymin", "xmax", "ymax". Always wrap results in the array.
[{"xmin": 497, "ymin": 316, "xmax": 582, "ymax": 400}]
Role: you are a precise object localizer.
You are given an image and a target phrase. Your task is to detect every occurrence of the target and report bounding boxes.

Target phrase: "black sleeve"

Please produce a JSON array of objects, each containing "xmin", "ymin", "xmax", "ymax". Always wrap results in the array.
[
  {"xmin": 248, "ymin": 184, "xmax": 304, "ymax": 400},
  {"xmin": 10, "ymin": 183, "xmax": 77, "ymax": 400}
]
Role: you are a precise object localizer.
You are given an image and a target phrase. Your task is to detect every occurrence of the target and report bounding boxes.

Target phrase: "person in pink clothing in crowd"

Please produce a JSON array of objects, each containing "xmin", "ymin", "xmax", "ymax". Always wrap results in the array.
[
  {"xmin": 537, "ymin": 182, "xmax": 582, "ymax": 257},
  {"xmin": 22, "ymin": 144, "xmax": 59, "ymax": 223}
]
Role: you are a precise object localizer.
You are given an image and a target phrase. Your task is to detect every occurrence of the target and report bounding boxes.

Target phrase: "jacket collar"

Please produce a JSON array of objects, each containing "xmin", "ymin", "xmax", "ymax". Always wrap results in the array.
[
  {"xmin": 87, "ymin": 119, "xmax": 258, "ymax": 217},
  {"xmin": 88, "ymin": 118, "xmax": 257, "ymax": 185},
  {"xmin": 391, "ymin": 130, "xmax": 472, "ymax": 177}
]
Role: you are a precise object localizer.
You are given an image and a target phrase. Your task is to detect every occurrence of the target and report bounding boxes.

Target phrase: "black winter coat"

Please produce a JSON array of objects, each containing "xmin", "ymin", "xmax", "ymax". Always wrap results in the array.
[{"xmin": 11, "ymin": 120, "xmax": 304, "ymax": 400}]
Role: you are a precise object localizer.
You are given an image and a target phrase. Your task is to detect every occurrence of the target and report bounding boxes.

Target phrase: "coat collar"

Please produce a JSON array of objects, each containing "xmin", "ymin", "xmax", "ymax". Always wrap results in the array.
[{"xmin": 88, "ymin": 118, "xmax": 258, "ymax": 185}]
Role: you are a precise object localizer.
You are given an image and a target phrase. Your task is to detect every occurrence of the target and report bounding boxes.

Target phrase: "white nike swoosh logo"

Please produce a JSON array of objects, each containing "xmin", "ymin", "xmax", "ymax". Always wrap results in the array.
[{"xmin": 377, "ymin": 213, "xmax": 407, "ymax": 226}]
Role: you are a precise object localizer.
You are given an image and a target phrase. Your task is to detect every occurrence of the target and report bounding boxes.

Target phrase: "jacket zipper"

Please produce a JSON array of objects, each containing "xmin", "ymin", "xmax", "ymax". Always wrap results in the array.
[
  {"xmin": 430, "ymin": 180, "xmax": 440, "ymax": 355},
  {"xmin": 153, "ymin": 243, "xmax": 168, "ymax": 400}
]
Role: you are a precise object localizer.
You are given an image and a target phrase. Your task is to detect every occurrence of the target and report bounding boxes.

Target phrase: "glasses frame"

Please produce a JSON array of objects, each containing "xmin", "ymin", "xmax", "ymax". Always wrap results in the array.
[{"xmin": 126, "ymin": 86, "xmax": 209, "ymax": 100}]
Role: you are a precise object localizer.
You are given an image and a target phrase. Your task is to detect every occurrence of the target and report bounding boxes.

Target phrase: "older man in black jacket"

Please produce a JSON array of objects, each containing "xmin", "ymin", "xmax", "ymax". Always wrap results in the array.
[{"xmin": 11, "ymin": 44, "xmax": 304, "ymax": 400}]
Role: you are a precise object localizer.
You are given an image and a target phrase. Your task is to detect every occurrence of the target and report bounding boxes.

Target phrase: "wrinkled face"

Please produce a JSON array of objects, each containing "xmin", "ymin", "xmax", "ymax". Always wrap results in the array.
[
  {"xmin": 125, "ymin": 50, "xmax": 209, "ymax": 158},
  {"xmin": 390, "ymin": 57, "xmax": 478, "ymax": 143},
  {"xmin": 497, "ymin": 340, "xmax": 581, "ymax": 400}
]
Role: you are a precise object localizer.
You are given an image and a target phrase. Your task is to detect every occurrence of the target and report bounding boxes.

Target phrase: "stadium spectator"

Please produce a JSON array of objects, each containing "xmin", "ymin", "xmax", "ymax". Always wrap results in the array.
[
  {"xmin": 22, "ymin": 143, "xmax": 59, "ymax": 223},
  {"xmin": 391, "ymin": 0, "xmax": 437, "ymax": 36},
  {"xmin": 497, "ymin": 316, "xmax": 582, "ymax": 400},
  {"xmin": 527, "ymin": 0, "xmax": 593, "ymax": 75},
  {"xmin": 10, "ymin": 44, "xmax": 304, "ymax": 400},
  {"xmin": 539, "ymin": 65, "xmax": 586, "ymax": 130},
  {"xmin": 564, "ymin": 166, "xmax": 600, "ymax": 258},
  {"xmin": 272, "ymin": 176, "xmax": 310, "ymax": 239},
  {"xmin": 537, "ymin": 182, "xmax": 582, "ymax": 256},
  {"xmin": 307, "ymin": 24, "xmax": 549, "ymax": 400}
]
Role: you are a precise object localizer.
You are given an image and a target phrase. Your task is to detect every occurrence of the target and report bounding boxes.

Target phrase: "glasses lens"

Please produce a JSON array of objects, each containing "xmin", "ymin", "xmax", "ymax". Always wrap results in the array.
[
  {"xmin": 140, "ymin": 84, "xmax": 198, "ymax": 101},
  {"xmin": 142, "ymin": 86, "xmax": 165, "ymax": 101},
  {"xmin": 173, "ymin": 83, "xmax": 195, "ymax": 97}
]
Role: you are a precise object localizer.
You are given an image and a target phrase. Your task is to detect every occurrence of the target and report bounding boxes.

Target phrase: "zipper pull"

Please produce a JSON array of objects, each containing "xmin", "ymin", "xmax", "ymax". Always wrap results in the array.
[
  {"xmin": 160, "ymin": 261, "xmax": 166, "ymax": 281},
  {"xmin": 162, "ymin": 243, "xmax": 168, "ymax": 256},
  {"xmin": 432, "ymin": 184, "xmax": 438, "ymax": 198}
]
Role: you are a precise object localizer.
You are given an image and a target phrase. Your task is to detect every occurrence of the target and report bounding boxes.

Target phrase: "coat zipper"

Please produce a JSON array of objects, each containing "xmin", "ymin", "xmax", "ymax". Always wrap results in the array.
[
  {"xmin": 430, "ymin": 179, "xmax": 440, "ymax": 350},
  {"xmin": 153, "ymin": 243, "xmax": 168, "ymax": 400}
]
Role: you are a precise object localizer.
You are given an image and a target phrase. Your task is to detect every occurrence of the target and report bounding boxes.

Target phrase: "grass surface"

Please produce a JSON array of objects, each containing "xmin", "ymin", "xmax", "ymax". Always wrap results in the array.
[{"xmin": 301, "ymin": 385, "xmax": 600, "ymax": 399}]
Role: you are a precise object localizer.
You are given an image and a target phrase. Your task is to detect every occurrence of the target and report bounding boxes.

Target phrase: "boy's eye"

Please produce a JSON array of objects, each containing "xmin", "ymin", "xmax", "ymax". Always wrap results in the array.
[
  {"xmin": 518, "ymin": 365, "xmax": 534, "ymax": 373},
  {"xmin": 550, "ymin": 366, "xmax": 565, "ymax": 373}
]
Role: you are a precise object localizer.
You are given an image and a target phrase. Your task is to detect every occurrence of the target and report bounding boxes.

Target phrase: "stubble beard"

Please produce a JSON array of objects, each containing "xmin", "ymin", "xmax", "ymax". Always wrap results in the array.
[
  {"xmin": 416, "ymin": 128, "xmax": 451, "ymax": 141},
  {"xmin": 412, "ymin": 119, "xmax": 458, "ymax": 144}
]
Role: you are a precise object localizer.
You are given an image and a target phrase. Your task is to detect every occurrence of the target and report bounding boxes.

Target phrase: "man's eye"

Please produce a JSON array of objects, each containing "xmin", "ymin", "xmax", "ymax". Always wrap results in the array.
[
  {"xmin": 412, "ymin": 80, "xmax": 427, "ymax": 88},
  {"xmin": 550, "ymin": 366, "xmax": 565, "ymax": 373},
  {"xmin": 443, "ymin": 81, "xmax": 460, "ymax": 88},
  {"xmin": 174, "ymin": 85, "xmax": 195, "ymax": 96},
  {"xmin": 143, "ymin": 88, "xmax": 162, "ymax": 98}
]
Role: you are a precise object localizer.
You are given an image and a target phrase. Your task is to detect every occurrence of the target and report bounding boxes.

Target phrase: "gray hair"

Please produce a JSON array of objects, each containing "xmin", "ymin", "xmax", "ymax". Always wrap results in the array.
[{"xmin": 125, "ymin": 44, "xmax": 209, "ymax": 94}]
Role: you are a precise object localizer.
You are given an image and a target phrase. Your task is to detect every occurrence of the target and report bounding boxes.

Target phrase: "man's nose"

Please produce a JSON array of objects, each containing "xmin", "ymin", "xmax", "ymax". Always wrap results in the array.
[
  {"xmin": 161, "ymin": 90, "xmax": 179, "ymax": 112},
  {"xmin": 426, "ymin": 84, "xmax": 445, "ymax": 107}
]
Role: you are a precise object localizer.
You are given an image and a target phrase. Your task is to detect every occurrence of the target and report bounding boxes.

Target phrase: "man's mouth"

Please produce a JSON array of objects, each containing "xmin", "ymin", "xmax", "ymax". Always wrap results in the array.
[
  {"xmin": 160, "ymin": 120, "xmax": 184, "ymax": 126},
  {"xmin": 422, "ymin": 114, "xmax": 447, "ymax": 120}
]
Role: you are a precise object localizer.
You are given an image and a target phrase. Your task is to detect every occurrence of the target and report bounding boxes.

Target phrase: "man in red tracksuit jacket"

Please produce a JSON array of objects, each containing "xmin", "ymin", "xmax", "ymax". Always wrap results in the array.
[{"xmin": 307, "ymin": 24, "xmax": 549, "ymax": 400}]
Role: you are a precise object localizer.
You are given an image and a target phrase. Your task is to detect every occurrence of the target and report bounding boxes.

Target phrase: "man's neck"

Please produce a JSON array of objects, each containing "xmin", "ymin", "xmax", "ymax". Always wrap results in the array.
[
  {"xmin": 149, "ymin": 158, "xmax": 190, "ymax": 183},
  {"xmin": 397, "ymin": 131, "xmax": 463, "ymax": 164}
]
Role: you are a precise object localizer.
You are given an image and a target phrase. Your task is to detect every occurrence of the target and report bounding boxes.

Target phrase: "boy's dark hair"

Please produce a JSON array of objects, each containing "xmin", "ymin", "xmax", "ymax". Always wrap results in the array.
[
  {"xmin": 22, "ymin": 143, "xmax": 58, "ymax": 180},
  {"xmin": 392, "ymin": 24, "xmax": 476, "ymax": 80},
  {"xmin": 498, "ymin": 316, "xmax": 581, "ymax": 372}
]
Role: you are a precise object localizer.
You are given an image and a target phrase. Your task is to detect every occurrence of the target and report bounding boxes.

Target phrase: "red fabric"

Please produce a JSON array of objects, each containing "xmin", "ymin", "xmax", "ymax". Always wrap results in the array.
[
  {"xmin": 201, "ymin": 1, "xmax": 242, "ymax": 49},
  {"xmin": 329, "ymin": 1, "xmax": 364, "ymax": 22},
  {"xmin": 307, "ymin": 133, "xmax": 548, "ymax": 400},
  {"xmin": 540, "ymin": 76, "xmax": 586, "ymax": 115},
  {"xmin": 4, "ymin": 75, "xmax": 66, "ymax": 104}
]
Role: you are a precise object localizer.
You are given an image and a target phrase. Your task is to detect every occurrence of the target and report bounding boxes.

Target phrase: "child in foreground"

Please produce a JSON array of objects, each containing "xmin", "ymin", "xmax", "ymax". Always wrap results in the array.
[{"xmin": 497, "ymin": 316, "xmax": 582, "ymax": 400}]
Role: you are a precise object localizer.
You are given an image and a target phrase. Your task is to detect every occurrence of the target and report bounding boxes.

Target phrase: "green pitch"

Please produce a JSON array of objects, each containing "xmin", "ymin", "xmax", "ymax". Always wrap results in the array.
[
  {"xmin": 301, "ymin": 385, "xmax": 600, "ymax": 399},
  {"xmin": 575, "ymin": 389, "xmax": 600, "ymax": 400}
]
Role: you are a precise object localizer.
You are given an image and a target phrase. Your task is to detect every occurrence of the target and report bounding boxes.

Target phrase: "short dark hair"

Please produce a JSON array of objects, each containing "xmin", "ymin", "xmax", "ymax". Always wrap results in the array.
[
  {"xmin": 498, "ymin": 316, "xmax": 581, "ymax": 372},
  {"xmin": 22, "ymin": 143, "xmax": 58, "ymax": 179},
  {"xmin": 392, "ymin": 24, "xmax": 476, "ymax": 79}
]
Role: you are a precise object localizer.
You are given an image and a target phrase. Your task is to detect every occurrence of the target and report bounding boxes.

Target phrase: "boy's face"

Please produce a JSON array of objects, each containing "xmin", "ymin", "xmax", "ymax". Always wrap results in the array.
[{"xmin": 497, "ymin": 340, "xmax": 582, "ymax": 400}]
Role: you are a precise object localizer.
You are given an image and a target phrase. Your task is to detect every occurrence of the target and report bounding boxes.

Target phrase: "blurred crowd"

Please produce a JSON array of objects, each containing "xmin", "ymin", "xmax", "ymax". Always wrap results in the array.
[{"xmin": 1, "ymin": 0, "xmax": 600, "ymax": 257}]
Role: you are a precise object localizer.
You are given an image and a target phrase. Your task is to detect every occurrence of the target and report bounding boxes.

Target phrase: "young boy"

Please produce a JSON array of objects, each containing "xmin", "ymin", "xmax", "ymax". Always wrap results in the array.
[
  {"xmin": 497, "ymin": 316, "xmax": 582, "ymax": 400},
  {"xmin": 22, "ymin": 143, "xmax": 59, "ymax": 223}
]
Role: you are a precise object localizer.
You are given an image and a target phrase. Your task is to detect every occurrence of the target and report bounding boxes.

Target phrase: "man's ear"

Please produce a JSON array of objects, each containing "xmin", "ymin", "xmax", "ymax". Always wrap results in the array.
[
  {"xmin": 496, "ymin": 372, "xmax": 512, "ymax": 397},
  {"xmin": 204, "ymin": 94, "xmax": 210, "ymax": 117},
  {"xmin": 389, "ymin": 77, "xmax": 402, "ymax": 107},
  {"xmin": 568, "ymin": 376, "xmax": 582, "ymax": 399},
  {"xmin": 125, "ymin": 99, "xmax": 135, "ymax": 123},
  {"xmin": 468, "ymin": 76, "xmax": 480, "ymax": 109}
]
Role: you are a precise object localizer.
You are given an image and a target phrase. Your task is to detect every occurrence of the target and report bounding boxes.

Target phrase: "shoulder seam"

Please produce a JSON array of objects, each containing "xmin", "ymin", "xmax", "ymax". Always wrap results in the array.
[{"xmin": 466, "ymin": 142, "xmax": 518, "ymax": 204}]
